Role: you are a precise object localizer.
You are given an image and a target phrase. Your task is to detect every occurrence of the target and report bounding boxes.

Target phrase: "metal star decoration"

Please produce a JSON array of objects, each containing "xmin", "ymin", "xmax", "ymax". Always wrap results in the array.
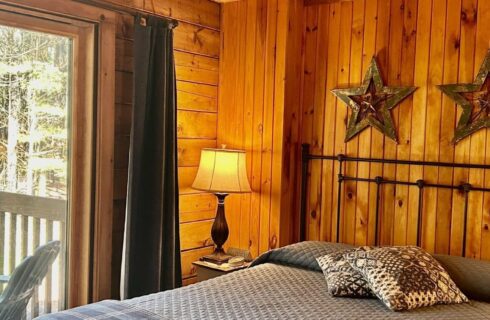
[
  {"xmin": 438, "ymin": 49, "xmax": 490, "ymax": 144},
  {"xmin": 332, "ymin": 57, "xmax": 417, "ymax": 143}
]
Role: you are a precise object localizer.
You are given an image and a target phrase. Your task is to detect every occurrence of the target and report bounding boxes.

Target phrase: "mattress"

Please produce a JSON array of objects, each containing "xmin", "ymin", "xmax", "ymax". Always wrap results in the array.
[{"xmin": 37, "ymin": 241, "xmax": 490, "ymax": 319}]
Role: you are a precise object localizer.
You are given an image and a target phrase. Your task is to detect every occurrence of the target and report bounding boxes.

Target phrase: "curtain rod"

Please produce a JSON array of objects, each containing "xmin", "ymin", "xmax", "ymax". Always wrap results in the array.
[{"xmin": 73, "ymin": 0, "xmax": 179, "ymax": 27}]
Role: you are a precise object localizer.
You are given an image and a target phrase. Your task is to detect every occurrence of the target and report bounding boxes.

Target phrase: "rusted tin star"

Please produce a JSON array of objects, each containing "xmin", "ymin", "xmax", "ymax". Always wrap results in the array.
[
  {"xmin": 438, "ymin": 49, "xmax": 490, "ymax": 144},
  {"xmin": 332, "ymin": 57, "xmax": 417, "ymax": 143}
]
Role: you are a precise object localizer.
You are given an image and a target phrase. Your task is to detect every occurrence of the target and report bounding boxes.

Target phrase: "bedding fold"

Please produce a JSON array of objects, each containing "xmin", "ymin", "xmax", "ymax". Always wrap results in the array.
[
  {"xmin": 250, "ymin": 241, "xmax": 354, "ymax": 271},
  {"xmin": 35, "ymin": 300, "xmax": 163, "ymax": 320}
]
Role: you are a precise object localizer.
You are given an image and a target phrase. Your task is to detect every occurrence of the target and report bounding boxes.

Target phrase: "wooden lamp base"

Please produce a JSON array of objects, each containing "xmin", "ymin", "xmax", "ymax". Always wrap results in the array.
[
  {"xmin": 201, "ymin": 193, "xmax": 231, "ymax": 265},
  {"xmin": 201, "ymin": 249, "xmax": 232, "ymax": 264}
]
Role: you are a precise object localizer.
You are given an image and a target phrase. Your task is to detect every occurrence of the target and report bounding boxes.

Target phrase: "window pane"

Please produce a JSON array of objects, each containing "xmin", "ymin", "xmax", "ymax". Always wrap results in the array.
[{"xmin": 0, "ymin": 23, "xmax": 71, "ymax": 319}]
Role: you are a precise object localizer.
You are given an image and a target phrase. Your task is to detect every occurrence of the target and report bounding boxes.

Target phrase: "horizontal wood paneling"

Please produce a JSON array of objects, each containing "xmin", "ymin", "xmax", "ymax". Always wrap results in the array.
[
  {"xmin": 300, "ymin": 0, "xmax": 490, "ymax": 260},
  {"xmin": 180, "ymin": 220, "xmax": 214, "ymax": 250},
  {"xmin": 177, "ymin": 110, "xmax": 217, "ymax": 139},
  {"xmin": 178, "ymin": 167, "xmax": 199, "ymax": 191},
  {"xmin": 177, "ymin": 80, "xmax": 218, "ymax": 99},
  {"xmin": 173, "ymin": 22, "xmax": 220, "ymax": 58},
  {"xmin": 106, "ymin": 0, "xmax": 220, "ymax": 29},
  {"xmin": 177, "ymin": 90, "xmax": 217, "ymax": 112},
  {"xmin": 178, "ymin": 139, "xmax": 217, "ymax": 166},
  {"xmin": 109, "ymin": 0, "xmax": 220, "ymax": 297},
  {"xmin": 181, "ymin": 246, "xmax": 214, "ymax": 278},
  {"xmin": 116, "ymin": 15, "xmax": 220, "ymax": 58}
]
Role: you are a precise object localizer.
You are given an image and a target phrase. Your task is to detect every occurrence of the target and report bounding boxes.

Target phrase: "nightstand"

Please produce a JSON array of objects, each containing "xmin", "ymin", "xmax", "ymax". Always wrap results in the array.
[{"xmin": 192, "ymin": 260, "xmax": 250, "ymax": 282}]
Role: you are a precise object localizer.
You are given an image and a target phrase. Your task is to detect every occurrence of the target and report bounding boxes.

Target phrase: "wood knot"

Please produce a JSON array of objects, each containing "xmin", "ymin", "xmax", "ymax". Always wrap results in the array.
[
  {"xmin": 454, "ymin": 38, "xmax": 460, "ymax": 49},
  {"xmin": 310, "ymin": 210, "xmax": 317, "ymax": 219},
  {"xmin": 485, "ymin": 224, "xmax": 489, "ymax": 231},
  {"xmin": 204, "ymin": 238, "xmax": 214, "ymax": 246},
  {"xmin": 347, "ymin": 192, "xmax": 353, "ymax": 199},
  {"xmin": 398, "ymin": 199, "xmax": 403, "ymax": 207}
]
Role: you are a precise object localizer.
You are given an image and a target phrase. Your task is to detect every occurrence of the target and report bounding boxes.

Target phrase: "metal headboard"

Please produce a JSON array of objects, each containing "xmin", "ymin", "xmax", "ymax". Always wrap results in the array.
[{"xmin": 299, "ymin": 143, "xmax": 490, "ymax": 256}]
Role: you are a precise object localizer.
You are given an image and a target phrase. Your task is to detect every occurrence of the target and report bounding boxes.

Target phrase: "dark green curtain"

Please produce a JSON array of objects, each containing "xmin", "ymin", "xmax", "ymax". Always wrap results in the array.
[{"xmin": 121, "ymin": 15, "xmax": 181, "ymax": 299}]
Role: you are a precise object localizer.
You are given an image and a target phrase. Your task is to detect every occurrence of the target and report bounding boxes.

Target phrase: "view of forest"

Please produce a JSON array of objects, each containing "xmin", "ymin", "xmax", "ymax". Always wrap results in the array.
[
  {"xmin": 0, "ymin": 24, "xmax": 70, "ymax": 199},
  {"xmin": 0, "ymin": 24, "xmax": 71, "ymax": 318}
]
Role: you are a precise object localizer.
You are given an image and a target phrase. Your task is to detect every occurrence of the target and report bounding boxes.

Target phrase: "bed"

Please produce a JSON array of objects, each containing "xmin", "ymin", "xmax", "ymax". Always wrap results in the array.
[
  {"xmin": 39, "ymin": 148, "xmax": 490, "ymax": 319},
  {"xmin": 38, "ymin": 241, "xmax": 490, "ymax": 320}
]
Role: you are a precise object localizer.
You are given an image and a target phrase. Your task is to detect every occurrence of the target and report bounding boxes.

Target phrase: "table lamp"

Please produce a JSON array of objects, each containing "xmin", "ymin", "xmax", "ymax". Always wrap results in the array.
[{"xmin": 192, "ymin": 147, "xmax": 251, "ymax": 264}]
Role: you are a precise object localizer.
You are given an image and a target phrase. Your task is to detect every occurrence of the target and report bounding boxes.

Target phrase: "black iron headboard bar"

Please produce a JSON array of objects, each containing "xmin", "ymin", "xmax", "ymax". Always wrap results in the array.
[
  {"xmin": 299, "ymin": 144, "xmax": 309, "ymax": 242},
  {"xmin": 299, "ymin": 143, "xmax": 490, "ymax": 256},
  {"xmin": 306, "ymin": 154, "xmax": 490, "ymax": 169},
  {"xmin": 341, "ymin": 176, "xmax": 490, "ymax": 191}
]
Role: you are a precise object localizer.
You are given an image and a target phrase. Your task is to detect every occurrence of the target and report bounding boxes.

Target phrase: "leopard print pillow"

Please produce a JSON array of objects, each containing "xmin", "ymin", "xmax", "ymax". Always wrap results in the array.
[
  {"xmin": 344, "ymin": 246, "xmax": 468, "ymax": 311},
  {"xmin": 316, "ymin": 248, "xmax": 374, "ymax": 298}
]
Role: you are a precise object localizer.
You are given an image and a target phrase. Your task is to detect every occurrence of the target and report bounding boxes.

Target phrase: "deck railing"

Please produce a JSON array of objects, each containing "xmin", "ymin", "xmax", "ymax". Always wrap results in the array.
[{"xmin": 0, "ymin": 191, "xmax": 67, "ymax": 319}]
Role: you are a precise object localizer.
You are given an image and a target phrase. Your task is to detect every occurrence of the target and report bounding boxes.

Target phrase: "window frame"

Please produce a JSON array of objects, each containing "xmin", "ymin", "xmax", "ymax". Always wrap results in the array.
[{"xmin": 0, "ymin": 0, "xmax": 116, "ymax": 307}]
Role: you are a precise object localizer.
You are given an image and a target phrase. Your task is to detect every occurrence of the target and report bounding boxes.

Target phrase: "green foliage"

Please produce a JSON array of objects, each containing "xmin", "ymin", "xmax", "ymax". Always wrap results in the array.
[{"xmin": 0, "ymin": 24, "xmax": 71, "ymax": 198}]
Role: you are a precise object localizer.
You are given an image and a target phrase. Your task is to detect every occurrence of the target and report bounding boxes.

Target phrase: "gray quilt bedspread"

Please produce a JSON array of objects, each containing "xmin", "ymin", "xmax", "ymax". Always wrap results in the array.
[{"xmin": 38, "ymin": 241, "xmax": 490, "ymax": 319}]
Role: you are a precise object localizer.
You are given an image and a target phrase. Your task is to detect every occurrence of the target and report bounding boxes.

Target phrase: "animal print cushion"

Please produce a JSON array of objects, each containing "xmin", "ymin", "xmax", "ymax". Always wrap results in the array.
[
  {"xmin": 344, "ymin": 246, "xmax": 468, "ymax": 311},
  {"xmin": 316, "ymin": 248, "xmax": 374, "ymax": 298}
]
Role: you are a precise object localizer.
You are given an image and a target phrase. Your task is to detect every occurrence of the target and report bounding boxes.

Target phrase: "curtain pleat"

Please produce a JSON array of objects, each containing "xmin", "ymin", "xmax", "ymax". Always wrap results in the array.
[{"xmin": 121, "ymin": 15, "xmax": 181, "ymax": 299}]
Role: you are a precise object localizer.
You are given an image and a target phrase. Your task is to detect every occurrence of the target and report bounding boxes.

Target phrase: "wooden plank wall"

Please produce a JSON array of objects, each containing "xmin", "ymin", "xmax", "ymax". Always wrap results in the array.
[
  {"xmin": 107, "ymin": 0, "xmax": 221, "ymax": 294},
  {"xmin": 302, "ymin": 0, "xmax": 490, "ymax": 260},
  {"xmin": 218, "ymin": 0, "xmax": 304, "ymax": 257}
]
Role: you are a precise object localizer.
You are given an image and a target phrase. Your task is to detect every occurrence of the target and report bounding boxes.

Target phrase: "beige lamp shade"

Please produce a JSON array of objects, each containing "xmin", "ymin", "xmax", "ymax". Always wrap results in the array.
[{"xmin": 192, "ymin": 148, "xmax": 251, "ymax": 193}]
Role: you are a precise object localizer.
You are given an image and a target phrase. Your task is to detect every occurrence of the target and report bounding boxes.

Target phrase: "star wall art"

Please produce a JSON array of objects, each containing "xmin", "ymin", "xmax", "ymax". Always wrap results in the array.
[
  {"xmin": 438, "ymin": 49, "xmax": 490, "ymax": 144},
  {"xmin": 332, "ymin": 57, "xmax": 417, "ymax": 143}
]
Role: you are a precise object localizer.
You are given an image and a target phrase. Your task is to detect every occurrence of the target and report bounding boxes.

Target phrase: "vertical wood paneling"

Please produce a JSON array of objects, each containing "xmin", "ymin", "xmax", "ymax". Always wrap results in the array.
[
  {"xmin": 319, "ymin": 3, "xmax": 341, "ymax": 242},
  {"xmin": 450, "ymin": 0, "xmax": 476, "ymax": 256},
  {"xmin": 381, "ymin": 0, "xmax": 402, "ymax": 246},
  {"xmin": 300, "ymin": 0, "xmax": 490, "ymax": 259},
  {"xmin": 249, "ymin": 0, "xmax": 267, "ymax": 257},
  {"xmin": 368, "ymin": 0, "xmax": 389, "ymax": 245},
  {"xmin": 393, "ymin": 0, "xmax": 417, "ymax": 246},
  {"xmin": 304, "ymin": 6, "xmax": 320, "ymax": 241},
  {"xmin": 423, "ymin": 0, "xmax": 446, "ymax": 253},
  {"xmin": 335, "ymin": 2, "xmax": 353, "ymax": 242},
  {"xmin": 355, "ymin": 0, "xmax": 377, "ymax": 246},
  {"xmin": 217, "ymin": 0, "xmax": 490, "ymax": 260},
  {"xmin": 466, "ymin": 0, "xmax": 490, "ymax": 259},
  {"xmin": 407, "ymin": 0, "xmax": 432, "ymax": 246},
  {"xmin": 436, "ymin": 0, "xmax": 461, "ymax": 254},
  {"xmin": 344, "ymin": 0, "xmax": 364, "ymax": 245},
  {"xmin": 219, "ymin": 0, "xmax": 303, "ymax": 256}
]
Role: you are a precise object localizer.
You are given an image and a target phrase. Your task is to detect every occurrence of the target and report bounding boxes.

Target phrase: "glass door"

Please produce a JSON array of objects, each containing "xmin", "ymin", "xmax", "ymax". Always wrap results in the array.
[{"xmin": 0, "ymin": 15, "xmax": 74, "ymax": 320}]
